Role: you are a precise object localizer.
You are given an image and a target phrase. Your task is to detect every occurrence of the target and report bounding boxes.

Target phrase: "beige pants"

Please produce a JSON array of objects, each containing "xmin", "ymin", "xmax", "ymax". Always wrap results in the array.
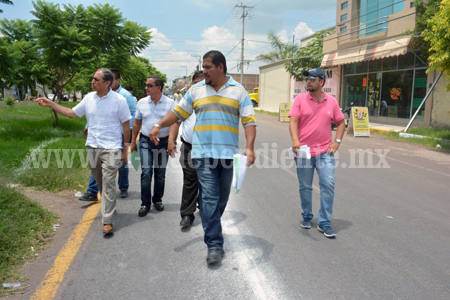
[{"xmin": 87, "ymin": 147, "xmax": 122, "ymax": 225}]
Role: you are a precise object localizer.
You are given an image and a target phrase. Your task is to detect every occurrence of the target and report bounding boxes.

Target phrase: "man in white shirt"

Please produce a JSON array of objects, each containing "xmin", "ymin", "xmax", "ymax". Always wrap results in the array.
[
  {"xmin": 168, "ymin": 71, "xmax": 204, "ymax": 227},
  {"xmin": 37, "ymin": 68, "xmax": 131, "ymax": 235}
]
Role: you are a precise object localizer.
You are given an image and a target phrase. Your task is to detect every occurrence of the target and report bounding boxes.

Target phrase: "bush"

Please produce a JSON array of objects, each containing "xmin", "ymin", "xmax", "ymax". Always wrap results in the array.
[{"xmin": 5, "ymin": 96, "xmax": 15, "ymax": 108}]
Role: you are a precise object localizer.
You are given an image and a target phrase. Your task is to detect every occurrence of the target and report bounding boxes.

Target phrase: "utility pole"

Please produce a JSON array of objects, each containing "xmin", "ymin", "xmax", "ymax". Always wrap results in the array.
[
  {"xmin": 191, "ymin": 54, "xmax": 202, "ymax": 70},
  {"xmin": 235, "ymin": 3, "xmax": 253, "ymax": 86}
]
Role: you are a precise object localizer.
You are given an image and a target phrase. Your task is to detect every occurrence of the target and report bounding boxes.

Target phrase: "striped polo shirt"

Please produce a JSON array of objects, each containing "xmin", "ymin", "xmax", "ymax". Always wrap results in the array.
[
  {"xmin": 135, "ymin": 94, "xmax": 176, "ymax": 138},
  {"xmin": 173, "ymin": 76, "xmax": 257, "ymax": 159}
]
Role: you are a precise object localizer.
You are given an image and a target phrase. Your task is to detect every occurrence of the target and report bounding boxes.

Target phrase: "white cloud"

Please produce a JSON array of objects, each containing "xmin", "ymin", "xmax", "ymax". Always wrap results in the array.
[{"xmin": 293, "ymin": 22, "xmax": 314, "ymax": 41}]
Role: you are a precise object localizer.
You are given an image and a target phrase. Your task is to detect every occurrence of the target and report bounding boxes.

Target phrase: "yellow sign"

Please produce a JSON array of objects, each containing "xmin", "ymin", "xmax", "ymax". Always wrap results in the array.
[
  {"xmin": 351, "ymin": 107, "xmax": 370, "ymax": 137},
  {"xmin": 279, "ymin": 102, "xmax": 291, "ymax": 122}
]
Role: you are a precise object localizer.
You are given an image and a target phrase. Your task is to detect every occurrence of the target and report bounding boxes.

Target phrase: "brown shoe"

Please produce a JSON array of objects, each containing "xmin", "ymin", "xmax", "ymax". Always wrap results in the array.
[{"xmin": 103, "ymin": 224, "xmax": 113, "ymax": 235}]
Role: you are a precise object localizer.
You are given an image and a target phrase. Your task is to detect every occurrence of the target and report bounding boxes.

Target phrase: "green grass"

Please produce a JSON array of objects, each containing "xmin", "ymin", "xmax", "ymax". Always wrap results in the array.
[
  {"xmin": 0, "ymin": 101, "xmax": 90, "ymax": 191},
  {"xmin": 255, "ymin": 109, "xmax": 279, "ymax": 116},
  {"xmin": 0, "ymin": 101, "xmax": 89, "ymax": 292},
  {"xmin": 372, "ymin": 127, "xmax": 450, "ymax": 151},
  {"xmin": 0, "ymin": 184, "xmax": 57, "ymax": 291}
]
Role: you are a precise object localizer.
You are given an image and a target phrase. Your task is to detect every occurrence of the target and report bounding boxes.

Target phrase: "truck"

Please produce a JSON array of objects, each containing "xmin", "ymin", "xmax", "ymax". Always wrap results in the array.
[{"xmin": 248, "ymin": 87, "xmax": 259, "ymax": 107}]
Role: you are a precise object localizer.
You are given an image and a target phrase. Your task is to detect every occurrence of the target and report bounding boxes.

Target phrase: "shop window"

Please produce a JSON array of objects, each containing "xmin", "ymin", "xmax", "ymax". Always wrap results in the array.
[
  {"xmin": 380, "ymin": 70, "xmax": 414, "ymax": 119},
  {"xmin": 383, "ymin": 56, "xmax": 397, "ymax": 71},
  {"xmin": 344, "ymin": 64, "xmax": 355, "ymax": 75},
  {"xmin": 415, "ymin": 52, "xmax": 428, "ymax": 68},
  {"xmin": 343, "ymin": 74, "xmax": 368, "ymax": 109},
  {"xmin": 369, "ymin": 59, "xmax": 382, "ymax": 72},
  {"xmin": 355, "ymin": 61, "xmax": 368, "ymax": 74},
  {"xmin": 412, "ymin": 69, "xmax": 428, "ymax": 121},
  {"xmin": 398, "ymin": 52, "xmax": 415, "ymax": 70}
]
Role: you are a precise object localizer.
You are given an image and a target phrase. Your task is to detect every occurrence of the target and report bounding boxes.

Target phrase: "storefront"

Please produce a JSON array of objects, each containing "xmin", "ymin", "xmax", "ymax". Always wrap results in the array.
[{"xmin": 342, "ymin": 51, "xmax": 428, "ymax": 121}]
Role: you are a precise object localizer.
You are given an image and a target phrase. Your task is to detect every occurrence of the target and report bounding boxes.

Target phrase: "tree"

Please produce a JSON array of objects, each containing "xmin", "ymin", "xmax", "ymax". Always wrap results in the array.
[
  {"xmin": 0, "ymin": 0, "xmax": 13, "ymax": 13},
  {"xmin": 424, "ymin": 0, "xmax": 450, "ymax": 90},
  {"xmin": 284, "ymin": 28, "xmax": 335, "ymax": 80},
  {"xmin": 0, "ymin": 19, "xmax": 48, "ymax": 92},
  {"xmin": 256, "ymin": 31, "xmax": 299, "ymax": 63},
  {"xmin": 406, "ymin": 0, "xmax": 441, "ymax": 62},
  {"xmin": 28, "ymin": 0, "xmax": 152, "ymax": 125}
]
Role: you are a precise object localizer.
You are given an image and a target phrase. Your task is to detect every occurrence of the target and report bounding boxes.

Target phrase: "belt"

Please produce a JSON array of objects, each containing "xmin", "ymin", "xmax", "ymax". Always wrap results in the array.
[
  {"xmin": 140, "ymin": 134, "xmax": 169, "ymax": 141},
  {"xmin": 180, "ymin": 136, "xmax": 192, "ymax": 146}
]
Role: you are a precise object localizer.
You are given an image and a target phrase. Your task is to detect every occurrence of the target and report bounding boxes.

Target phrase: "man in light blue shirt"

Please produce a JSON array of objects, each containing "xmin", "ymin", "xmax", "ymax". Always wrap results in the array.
[
  {"xmin": 79, "ymin": 68, "xmax": 136, "ymax": 200},
  {"xmin": 130, "ymin": 75, "xmax": 177, "ymax": 216}
]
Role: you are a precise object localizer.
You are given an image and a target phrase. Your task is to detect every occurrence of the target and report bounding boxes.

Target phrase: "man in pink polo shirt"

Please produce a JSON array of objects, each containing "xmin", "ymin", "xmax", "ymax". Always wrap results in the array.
[{"xmin": 288, "ymin": 68, "xmax": 345, "ymax": 238}]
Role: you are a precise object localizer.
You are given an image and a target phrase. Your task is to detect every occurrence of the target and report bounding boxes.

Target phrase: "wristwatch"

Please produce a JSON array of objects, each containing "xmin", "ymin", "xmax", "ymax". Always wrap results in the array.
[
  {"xmin": 336, "ymin": 138, "xmax": 342, "ymax": 143},
  {"xmin": 153, "ymin": 124, "xmax": 161, "ymax": 129}
]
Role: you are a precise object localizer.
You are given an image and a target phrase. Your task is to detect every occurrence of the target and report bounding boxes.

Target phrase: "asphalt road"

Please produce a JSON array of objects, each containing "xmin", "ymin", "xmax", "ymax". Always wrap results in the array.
[{"xmin": 50, "ymin": 113, "xmax": 450, "ymax": 300}]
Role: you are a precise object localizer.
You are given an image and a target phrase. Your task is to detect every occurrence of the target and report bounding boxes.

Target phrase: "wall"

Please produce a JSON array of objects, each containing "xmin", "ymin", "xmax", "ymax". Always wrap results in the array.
[
  {"xmin": 259, "ymin": 61, "xmax": 291, "ymax": 112},
  {"xmin": 228, "ymin": 73, "xmax": 259, "ymax": 91},
  {"xmin": 430, "ymin": 70, "xmax": 450, "ymax": 129},
  {"xmin": 290, "ymin": 67, "xmax": 339, "ymax": 102}
]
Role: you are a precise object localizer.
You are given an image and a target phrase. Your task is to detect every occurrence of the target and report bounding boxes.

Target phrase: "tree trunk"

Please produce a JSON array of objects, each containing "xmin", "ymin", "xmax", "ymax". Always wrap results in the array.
[{"xmin": 52, "ymin": 108, "xmax": 59, "ymax": 127}]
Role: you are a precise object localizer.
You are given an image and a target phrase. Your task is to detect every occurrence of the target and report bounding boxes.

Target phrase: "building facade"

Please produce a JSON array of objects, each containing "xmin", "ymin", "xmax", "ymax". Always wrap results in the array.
[{"xmin": 322, "ymin": 0, "xmax": 450, "ymax": 129}]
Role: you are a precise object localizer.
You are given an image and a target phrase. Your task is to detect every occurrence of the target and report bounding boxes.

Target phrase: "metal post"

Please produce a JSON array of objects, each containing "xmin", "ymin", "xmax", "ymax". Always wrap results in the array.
[{"xmin": 404, "ymin": 72, "xmax": 442, "ymax": 132}]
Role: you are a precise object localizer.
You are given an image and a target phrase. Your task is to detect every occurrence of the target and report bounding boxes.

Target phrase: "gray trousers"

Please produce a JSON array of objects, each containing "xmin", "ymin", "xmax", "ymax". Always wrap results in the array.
[{"xmin": 87, "ymin": 147, "xmax": 122, "ymax": 224}]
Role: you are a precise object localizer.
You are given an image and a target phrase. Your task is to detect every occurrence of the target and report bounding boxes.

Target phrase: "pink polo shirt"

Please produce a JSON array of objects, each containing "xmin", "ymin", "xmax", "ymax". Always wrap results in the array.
[{"xmin": 288, "ymin": 91, "xmax": 344, "ymax": 157}]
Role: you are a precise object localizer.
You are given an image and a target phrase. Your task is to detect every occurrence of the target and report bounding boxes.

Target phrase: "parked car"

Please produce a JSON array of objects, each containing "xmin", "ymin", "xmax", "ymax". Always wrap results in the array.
[{"xmin": 248, "ymin": 87, "xmax": 259, "ymax": 107}]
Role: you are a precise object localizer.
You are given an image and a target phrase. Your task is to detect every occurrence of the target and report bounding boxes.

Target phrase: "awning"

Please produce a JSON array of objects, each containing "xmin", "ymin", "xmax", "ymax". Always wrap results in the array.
[{"xmin": 321, "ymin": 36, "xmax": 411, "ymax": 67}]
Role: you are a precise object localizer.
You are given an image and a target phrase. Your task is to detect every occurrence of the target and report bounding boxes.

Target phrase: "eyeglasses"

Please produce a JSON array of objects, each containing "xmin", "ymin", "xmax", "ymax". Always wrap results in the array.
[
  {"xmin": 92, "ymin": 77, "xmax": 101, "ymax": 82},
  {"xmin": 304, "ymin": 77, "xmax": 317, "ymax": 82},
  {"xmin": 146, "ymin": 83, "xmax": 159, "ymax": 89}
]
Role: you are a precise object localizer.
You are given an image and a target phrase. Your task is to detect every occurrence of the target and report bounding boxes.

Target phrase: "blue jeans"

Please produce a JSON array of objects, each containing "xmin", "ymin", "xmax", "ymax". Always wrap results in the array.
[
  {"xmin": 295, "ymin": 153, "xmax": 335, "ymax": 227},
  {"xmin": 139, "ymin": 136, "xmax": 169, "ymax": 206},
  {"xmin": 86, "ymin": 137, "xmax": 129, "ymax": 195},
  {"xmin": 194, "ymin": 158, "xmax": 233, "ymax": 250}
]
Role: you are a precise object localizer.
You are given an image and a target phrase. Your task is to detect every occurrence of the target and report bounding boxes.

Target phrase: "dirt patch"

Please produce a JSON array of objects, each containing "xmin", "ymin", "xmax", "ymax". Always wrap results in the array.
[{"xmin": 3, "ymin": 187, "xmax": 92, "ymax": 299}]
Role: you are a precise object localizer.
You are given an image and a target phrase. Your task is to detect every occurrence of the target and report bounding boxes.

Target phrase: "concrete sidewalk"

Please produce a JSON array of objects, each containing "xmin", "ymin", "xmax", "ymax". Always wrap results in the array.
[{"xmin": 369, "ymin": 122, "xmax": 405, "ymax": 133}]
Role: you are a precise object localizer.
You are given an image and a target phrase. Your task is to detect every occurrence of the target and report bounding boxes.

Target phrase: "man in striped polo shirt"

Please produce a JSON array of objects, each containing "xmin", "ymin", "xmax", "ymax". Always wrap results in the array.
[
  {"xmin": 130, "ymin": 75, "xmax": 177, "ymax": 217},
  {"xmin": 149, "ymin": 50, "xmax": 257, "ymax": 265}
]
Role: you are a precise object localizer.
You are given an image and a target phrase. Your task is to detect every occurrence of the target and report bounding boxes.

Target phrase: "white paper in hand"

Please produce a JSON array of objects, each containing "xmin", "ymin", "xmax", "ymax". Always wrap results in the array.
[
  {"xmin": 289, "ymin": 145, "xmax": 311, "ymax": 159},
  {"xmin": 231, "ymin": 154, "xmax": 248, "ymax": 194}
]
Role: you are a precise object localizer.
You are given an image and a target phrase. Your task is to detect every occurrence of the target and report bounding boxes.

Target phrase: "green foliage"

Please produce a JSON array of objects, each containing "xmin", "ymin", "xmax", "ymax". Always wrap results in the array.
[
  {"xmin": 255, "ymin": 31, "xmax": 299, "ymax": 63},
  {"xmin": 0, "ymin": 0, "xmax": 155, "ymax": 124},
  {"xmin": 407, "ymin": 0, "xmax": 441, "ymax": 62},
  {"xmin": 424, "ymin": 0, "xmax": 450, "ymax": 90},
  {"xmin": 0, "ymin": 184, "xmax": 56, "ymax": 284},
  {"xmin": 284, "ymin": 28, "xmax": 335, "ymax": 80},
  {"xmin": 5, "ymin": 96, "xmax": 14, "ymax": 108},
  {"xmin": 0, "ymin": 0, "xmax": 13, "ymax": 13}
]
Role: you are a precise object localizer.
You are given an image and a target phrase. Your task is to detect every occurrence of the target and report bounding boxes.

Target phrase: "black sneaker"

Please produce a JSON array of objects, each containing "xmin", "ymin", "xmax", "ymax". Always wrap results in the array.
[
  {"xmin": 138, "ymin": 206, "xmax": 150, "ymax": 217},
  {"xmin": 120, "ymin": 190, "xmax": 128, "ymax": 198},
  {"xmin": 79, "ymin": 193, "xmax": 98, "ymax": 201},
  {"xmin": 154, "ymin": 202, "xmax": 164, "ymax": 211}
]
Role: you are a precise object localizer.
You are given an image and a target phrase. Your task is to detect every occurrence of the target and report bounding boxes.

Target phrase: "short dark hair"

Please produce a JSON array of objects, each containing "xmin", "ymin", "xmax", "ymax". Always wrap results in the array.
[
  {"xmin": 147, "ymin": 75, "xmax": 164, "ymax": 92},
  {"xmin": 124, "ymin": 86, "xmax": 133, "ymax": 92},
  {"xmin": 192, "ymin": 70, "xmax": 204, "ymax": 82},
  {"xmin": 203, "ymin": 50, "xmax": 227, "ymax": 74},
  {"xmin": 109, "ymin": 68, "xmax": 120, "ymax": 80},
  {"xmin": 98, "ymin": 68, "xmax": 114, "ymax": 88}
]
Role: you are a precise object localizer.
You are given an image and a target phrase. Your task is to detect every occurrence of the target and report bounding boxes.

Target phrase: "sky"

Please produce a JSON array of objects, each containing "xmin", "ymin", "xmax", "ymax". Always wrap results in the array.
[{"xmin": 1, "ymin": 0, "xmax": 337, "ymax": 86}]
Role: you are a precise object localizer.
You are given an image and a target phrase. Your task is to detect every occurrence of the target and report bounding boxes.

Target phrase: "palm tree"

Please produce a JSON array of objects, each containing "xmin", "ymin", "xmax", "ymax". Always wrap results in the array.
[
  {"xmin": 256, "ymin": 31, "xmax": 299, "ymax": 63},
  {"xmin": 0, "ymin": 0, "xmax": 13, "ymax": 13}
]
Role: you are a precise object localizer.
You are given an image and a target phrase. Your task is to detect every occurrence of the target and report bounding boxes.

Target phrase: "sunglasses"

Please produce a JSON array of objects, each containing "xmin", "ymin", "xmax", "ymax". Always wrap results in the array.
[
  {"xmin": 92, "ymin": 77, "xmax": 101, "ymax": 82},
  {"xmin": 304, "ymin": 77, "xmax": 318, "ymax": 82},
  {"xmin": 145, "ymin": 84, "xmax": 156, "ymax": 88}
]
